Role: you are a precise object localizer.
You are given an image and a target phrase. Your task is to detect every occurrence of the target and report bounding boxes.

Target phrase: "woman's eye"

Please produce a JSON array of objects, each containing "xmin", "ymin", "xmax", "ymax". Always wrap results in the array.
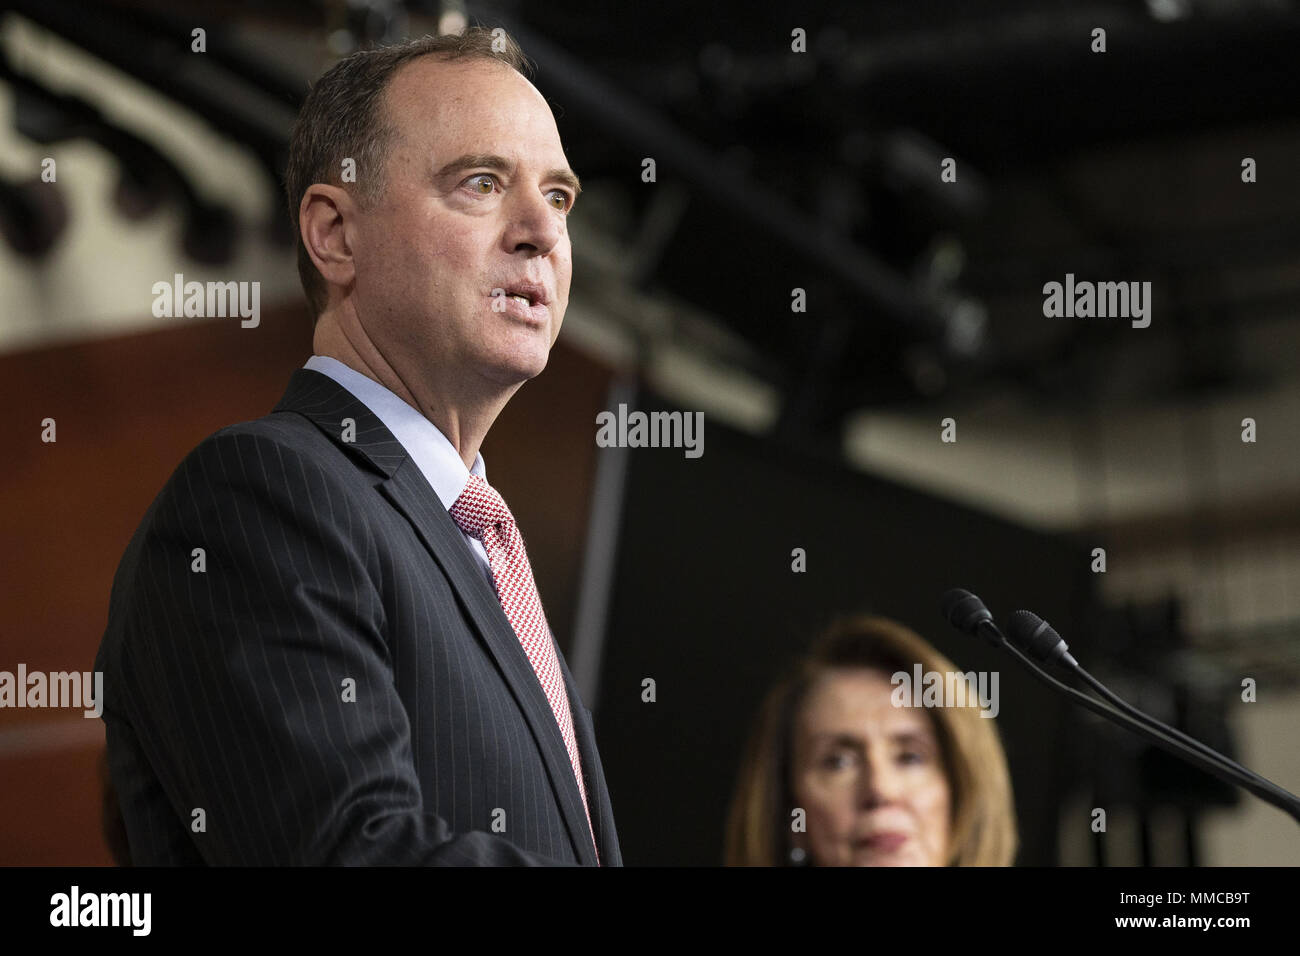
[
  {"xmin": 822, "ymin": 751, "xmax": 855, "ymax": 770},
  {"xmin": 898, "ymin": 750, "xmax": 926, "ymax": 765}
]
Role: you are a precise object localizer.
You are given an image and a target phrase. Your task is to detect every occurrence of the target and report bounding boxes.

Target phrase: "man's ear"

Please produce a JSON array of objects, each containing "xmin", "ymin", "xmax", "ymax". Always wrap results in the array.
[{"xmin": 299, "ymin": 184, "xmax": 357, "ymax": 291}]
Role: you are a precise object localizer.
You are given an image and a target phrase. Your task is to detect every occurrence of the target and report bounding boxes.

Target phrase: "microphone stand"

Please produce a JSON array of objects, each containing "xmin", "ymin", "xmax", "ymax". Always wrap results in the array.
[{"xmin": 942, "ymin": 590, "xmax": 1300, "ymax": 826}]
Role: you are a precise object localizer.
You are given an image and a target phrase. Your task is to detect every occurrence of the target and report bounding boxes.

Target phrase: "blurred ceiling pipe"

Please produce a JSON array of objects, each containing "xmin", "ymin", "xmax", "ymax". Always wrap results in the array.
[
  {"xmin": 10, "ymin": 1, "xmax": 295, "ymax": 212},
  {"xmin": 496, "ymin": 16, "xmax": 953, "ymax": 340},
  {"xmin": 3, "ymin": 51, "xmax": 238, "ymax": 263}
]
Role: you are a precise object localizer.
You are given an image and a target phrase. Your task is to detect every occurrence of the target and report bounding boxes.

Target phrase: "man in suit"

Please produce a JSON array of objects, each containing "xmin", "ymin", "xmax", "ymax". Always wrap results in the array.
[{"xmin": 96, "ymin": 27, "xmax": 620, "ymax": 865}]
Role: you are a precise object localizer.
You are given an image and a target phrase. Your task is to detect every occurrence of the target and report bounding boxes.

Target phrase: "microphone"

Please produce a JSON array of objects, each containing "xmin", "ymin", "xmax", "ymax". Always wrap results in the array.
[
  {"xmin": 1007, "ymin": 608, "xmax": 1293, "ymax": 804},
  {"xmin": 940, "ymin": 590, "xmax": 1300, "ymax": 825},
  {"xmin": 1006, "ymin": 609, "xmax": 1077, "ymax": 669},
  {"xmin": 940, "ymin": 588, "xmax": 1005, "ymax": 649}
]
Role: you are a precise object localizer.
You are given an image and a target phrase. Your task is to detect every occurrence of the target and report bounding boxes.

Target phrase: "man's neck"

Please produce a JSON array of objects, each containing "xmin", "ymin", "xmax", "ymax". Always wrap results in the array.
[{"xmin": 312, "ymin": 311, "xmax": 507, "ymax": 470}]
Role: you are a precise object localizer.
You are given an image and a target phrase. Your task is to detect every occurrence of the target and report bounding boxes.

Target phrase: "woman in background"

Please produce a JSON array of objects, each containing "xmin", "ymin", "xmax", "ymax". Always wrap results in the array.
[{"xmin": 725, "ymin": 615, "xmax": 1017, "ymax": 866}]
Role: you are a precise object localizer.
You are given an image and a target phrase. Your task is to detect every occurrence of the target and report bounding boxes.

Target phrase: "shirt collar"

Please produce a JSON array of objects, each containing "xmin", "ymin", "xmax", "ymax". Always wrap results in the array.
[{"xmin": 303, "ymin": 355, "xmax": 485, "ymax": 510}]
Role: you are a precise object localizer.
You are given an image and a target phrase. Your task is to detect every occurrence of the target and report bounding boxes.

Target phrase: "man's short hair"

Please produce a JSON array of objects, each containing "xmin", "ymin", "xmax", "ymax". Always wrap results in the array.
[{"xmin": 285, "ymin": 27, "xmax": 533, "ymax": 321}]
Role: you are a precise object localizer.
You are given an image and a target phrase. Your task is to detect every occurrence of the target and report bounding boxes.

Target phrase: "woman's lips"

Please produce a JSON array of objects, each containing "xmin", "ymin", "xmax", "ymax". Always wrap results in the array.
[{"xmin": 857, "ymin": 832, "xmax": 909, "ymax": 853}]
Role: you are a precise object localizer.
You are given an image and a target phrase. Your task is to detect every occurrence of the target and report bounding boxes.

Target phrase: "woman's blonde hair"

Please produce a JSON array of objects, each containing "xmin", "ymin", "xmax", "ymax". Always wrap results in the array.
[{"xmin": 724, "ymin": 615, "xmax": 1018, "ymax": 866}]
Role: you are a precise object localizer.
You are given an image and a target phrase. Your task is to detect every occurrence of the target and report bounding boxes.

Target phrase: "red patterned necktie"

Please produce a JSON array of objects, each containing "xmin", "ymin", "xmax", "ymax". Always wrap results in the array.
[{"xmin": 448, "ymin": 473, "xmax": 598, "ymax": 862}]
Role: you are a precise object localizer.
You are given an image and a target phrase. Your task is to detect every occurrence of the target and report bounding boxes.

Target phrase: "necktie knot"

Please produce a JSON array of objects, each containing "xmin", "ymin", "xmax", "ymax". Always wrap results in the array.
[{"xmin": 449, "ymin": 473, "xmax": 513, "ymax": 539}]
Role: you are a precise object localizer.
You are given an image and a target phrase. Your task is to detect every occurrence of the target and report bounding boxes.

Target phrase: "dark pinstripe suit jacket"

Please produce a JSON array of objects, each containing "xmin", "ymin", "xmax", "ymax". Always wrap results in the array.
[{"xmin": 96, "ymin": 367, "xmax": 620, "ymax": 865}]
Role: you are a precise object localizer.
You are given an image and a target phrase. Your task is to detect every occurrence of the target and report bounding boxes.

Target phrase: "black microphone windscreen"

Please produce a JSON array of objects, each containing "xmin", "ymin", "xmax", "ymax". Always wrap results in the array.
[
  {"xmin": 941, "ymin": 588, "xmax": 993, "ymax": 634},
  {"xmin": 1007, "ymin": 610, "xmax": 1065, "ymax": 664}
]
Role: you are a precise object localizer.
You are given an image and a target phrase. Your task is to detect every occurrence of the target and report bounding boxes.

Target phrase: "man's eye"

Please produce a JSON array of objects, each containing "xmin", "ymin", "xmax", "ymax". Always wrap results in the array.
[
  {"xmin": 467, "ymin": 174, "xmax": 497, "ymax": 194},
  {"xmin": 547, "ymin": 189, "xmax": 572, "ymax": 211}
]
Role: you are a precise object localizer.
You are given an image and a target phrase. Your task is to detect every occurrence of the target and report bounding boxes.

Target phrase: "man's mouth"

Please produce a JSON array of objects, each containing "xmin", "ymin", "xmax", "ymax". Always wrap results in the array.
[
  {"xmin": 495, "ymin": 281, "xmax": 549, "ymax": 309},
  {"xmin": 491, "ymin": 287, "xmax": 549, "ymax": 325}
]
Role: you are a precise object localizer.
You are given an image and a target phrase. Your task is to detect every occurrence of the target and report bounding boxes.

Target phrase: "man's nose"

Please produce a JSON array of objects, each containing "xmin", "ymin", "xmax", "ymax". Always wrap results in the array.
[{"xmin": 505, "ymin": 187, "xmax": 565, "ymax": 256}]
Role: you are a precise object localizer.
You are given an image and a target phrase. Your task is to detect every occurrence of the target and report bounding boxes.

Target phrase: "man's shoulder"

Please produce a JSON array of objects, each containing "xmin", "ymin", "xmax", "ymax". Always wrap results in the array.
[
  {"xmin": 142, "ymin": 399, "xmax": 372, "ymax": 536},
  {"xmin": 105, "ymin": 405, "xmax": 379, "ymax": 614},
  {"xmin": 173, "ymin": 367, "xmax": 404, "ymax": 487},
  {"xmin": 178, "ymin": 409, "xmax": 339, "ymax": 484},
  {"xmin": 177, "ymin": 365, "xmax": 363, "ymax": 467},
  {"xmin": 200, "ymin": 405, "xmax": 329, "ymax": 454}
]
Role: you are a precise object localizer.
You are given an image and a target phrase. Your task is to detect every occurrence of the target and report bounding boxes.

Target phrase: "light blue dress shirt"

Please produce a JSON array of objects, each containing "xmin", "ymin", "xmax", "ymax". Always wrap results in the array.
[{"xmin": 303, "ymin": 355, "xmax": 493, "ymax": 582}]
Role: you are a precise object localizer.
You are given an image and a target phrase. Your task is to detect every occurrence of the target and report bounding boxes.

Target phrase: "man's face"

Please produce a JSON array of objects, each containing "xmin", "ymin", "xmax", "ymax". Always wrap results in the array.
[{"xmin": 350, "ymin": 57, "xmax": 577, "ymax": 398}]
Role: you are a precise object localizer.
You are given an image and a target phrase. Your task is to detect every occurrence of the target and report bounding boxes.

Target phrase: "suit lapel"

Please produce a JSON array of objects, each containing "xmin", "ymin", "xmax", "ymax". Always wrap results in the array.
[
  {"xmin": 274, "ymin": 368, "xmax": 599, "ymax": 866},
  {"xmin": 272, "ymin": 367, "xmax": 410, "ymax": 475},
  {"xmin": 558, "ymin": 652, "xmax": 622, "ymax": 866},
  {"xmin": 379, "ymin": 461, "xmax": 599, "ymax": 865}
]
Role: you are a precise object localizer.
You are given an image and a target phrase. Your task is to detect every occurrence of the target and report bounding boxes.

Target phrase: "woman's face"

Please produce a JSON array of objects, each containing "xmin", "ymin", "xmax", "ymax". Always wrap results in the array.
[{"xmin": 791, "ymin": 667, "xmax": 952, "ymax": 866}]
